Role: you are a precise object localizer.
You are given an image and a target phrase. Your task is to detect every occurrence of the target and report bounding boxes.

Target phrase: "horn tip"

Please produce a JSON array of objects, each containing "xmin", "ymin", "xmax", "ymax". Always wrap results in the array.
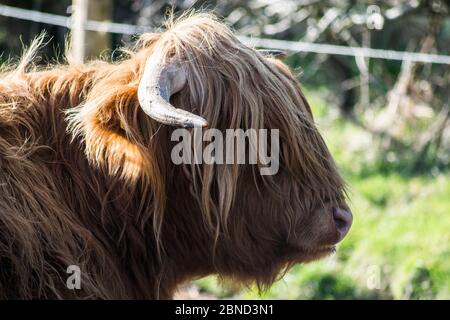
[
  {"xmin": 196, "ymin": 118, "xmax": 209, "ymax": 128},
  {"xmin": 185, "ymin": 118, "xmax": 208, "ymax": 128},
  {"xmin": 258, "ymin": 49, "xmax": 288, "ymax": 58}
]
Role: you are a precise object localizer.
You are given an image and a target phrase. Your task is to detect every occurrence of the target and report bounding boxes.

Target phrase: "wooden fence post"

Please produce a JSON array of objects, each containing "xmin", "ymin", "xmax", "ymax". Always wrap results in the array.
[{"xmin": 71, "ymin": 0, "xmax": 112, "ymax": 63}]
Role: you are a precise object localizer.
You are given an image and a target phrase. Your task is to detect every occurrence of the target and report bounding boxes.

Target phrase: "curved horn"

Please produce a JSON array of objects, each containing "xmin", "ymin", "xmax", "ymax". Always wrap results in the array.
[
  {"xmin": 138, "ymin": 54, "xmax": 208, "ymax": 128},
  {"xmin": 257, "ymin": 49, "xmax": 288, "ymax": 58}
]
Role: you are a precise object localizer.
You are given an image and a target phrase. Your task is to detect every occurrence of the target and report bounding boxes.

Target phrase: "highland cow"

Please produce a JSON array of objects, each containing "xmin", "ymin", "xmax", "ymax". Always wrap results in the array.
[{"xmin": 0, "ymin": 13, "xmax": 352, "ymax": 299}]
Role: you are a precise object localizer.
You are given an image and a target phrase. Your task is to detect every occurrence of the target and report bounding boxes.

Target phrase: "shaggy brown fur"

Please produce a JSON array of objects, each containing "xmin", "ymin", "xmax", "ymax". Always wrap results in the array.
[{"xmin": 0, "ymin": 13, "xmax": 348, "ymax": 299}]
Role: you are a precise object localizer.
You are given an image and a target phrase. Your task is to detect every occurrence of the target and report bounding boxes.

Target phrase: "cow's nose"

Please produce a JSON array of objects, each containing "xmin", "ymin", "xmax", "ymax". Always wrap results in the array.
[{"xmin": 333, "ymin": 207, "xmax": 353, "ymax": 242}]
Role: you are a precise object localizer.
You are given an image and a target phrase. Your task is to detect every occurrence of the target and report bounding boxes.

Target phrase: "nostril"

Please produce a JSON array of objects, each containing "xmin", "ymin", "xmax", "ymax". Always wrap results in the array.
[{"xmin": 333, "ymin": 207, "xmax": 353, "ymax": 241}]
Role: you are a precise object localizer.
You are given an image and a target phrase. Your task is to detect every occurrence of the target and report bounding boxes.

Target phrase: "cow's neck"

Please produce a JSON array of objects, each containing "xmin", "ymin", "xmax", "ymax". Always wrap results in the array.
[{"xmin": 7, "ymin": 65, "xmax": 171, "ymax": 298}]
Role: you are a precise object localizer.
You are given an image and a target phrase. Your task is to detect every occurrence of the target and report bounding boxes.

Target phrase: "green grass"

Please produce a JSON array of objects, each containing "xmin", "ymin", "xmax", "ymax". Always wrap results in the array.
[{"xmin": 194, "ymin": 89, "xmax": 450, "ymax": 300}]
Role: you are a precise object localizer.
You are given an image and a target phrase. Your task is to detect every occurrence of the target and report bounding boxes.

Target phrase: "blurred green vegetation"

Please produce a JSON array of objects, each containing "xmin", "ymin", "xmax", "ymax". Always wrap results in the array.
[{"xmin": 195, "ymin": 87, "xmax": 450, "ymax": 300}]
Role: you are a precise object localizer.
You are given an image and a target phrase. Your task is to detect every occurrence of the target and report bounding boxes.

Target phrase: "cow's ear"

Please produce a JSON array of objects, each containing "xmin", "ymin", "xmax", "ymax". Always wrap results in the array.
[{"xmin": 257, "ymin": 49, "xmax": 288, "ymax": 58}]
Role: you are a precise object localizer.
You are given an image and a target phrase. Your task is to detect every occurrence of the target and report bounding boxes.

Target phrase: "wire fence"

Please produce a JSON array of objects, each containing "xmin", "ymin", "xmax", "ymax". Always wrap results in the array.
[{"xmin": 0, "ymin": 3, "xmax": 450, "ymax": 65}]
